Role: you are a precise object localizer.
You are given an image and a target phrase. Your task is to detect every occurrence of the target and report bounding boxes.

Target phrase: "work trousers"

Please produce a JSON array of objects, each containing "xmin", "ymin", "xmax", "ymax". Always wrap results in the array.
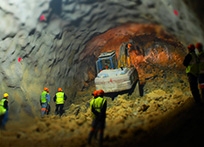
[
  {"xmin": 198, "ymin": 73, "xmax": 204, "ymax": 100},
  {"xmin": 0, "ymin": 111, "xmax": 8, "ymax": 127},
  {"xmin": 187, "ymin": 73, "xmax": 201, "ymax": 104},
  {"xmin": 41, "ymin": 103, "xmax": 49, "ymax": 117},
  {"xmin": 88, "ymin": 117, "xmax": 106, "ymax": 147},
  {"xmin": 55, "ymin": 104, "xmax": 64, "ymax": 116}
]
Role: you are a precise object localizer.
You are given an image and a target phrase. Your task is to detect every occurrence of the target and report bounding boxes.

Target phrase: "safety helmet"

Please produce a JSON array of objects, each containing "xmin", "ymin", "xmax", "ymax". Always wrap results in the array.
[
  {"xmin": 92, "ymin": 90, "xmax": 98, "ymax": 97},
  {"xmin": 98, "ymin": 89, "xmax": 105, "ymax": 96},
  {"xmin": 187, "ymin": 44, "xmax": 195, "ymax": 51},
  {"xmin": 127, "ymin": 43, "xmax": 132, "ymax": 49},
  {"xmin": 3, "ymin": 93, "xmax": 9, "ymax": 98},
  {"xmin": 44, "ymin": 87, "xmax": 49, "ymax": 92},
  {"xmin": 58, "ymin": 87, "xmax": 63, "ymax": 92},
  {"xmin": 195, "ymin": 42, "xmax": 203, "ymax": 51}
]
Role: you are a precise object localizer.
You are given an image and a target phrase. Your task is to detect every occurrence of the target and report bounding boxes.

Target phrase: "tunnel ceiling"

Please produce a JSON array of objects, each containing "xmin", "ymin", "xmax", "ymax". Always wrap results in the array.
[{"xmin": 0, "ymin": 0, "xmax": 204, "ymax": 117}]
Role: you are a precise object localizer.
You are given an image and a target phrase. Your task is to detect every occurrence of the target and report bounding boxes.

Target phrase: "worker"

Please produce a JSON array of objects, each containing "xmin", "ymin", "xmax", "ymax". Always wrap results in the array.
[
  {"xmin": 196, "ymin": 42, "xmax": 204, "ymax": 100},
  {"xmin": 183, "ymin": 44, "xmax": 201, "ymax": 104},
  {"xmin": 118, "ymin": 42, "xmax": 132, "ymax": 68},
  {"xmin": 53, "ymin": 87, "xmax": 67, "ymax": 116},
  {"xmin": 0, "ymin": 93, "xmax": 9, "ymax": 130},
  {"xmin": 127, "ymin": 43, "xmax": 132, "ymax": 67},
  {"xmin": 88, "ymin": 89, "xmax": 107, "ymax": 147},
  {"xmin": 40, "ymin": 87, "xmax": 50, "ymax": 117}
]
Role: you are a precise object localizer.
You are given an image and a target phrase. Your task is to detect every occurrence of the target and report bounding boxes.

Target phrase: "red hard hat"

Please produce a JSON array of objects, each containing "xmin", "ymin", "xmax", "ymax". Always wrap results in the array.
[
  {"xmin": 98, "ymin": 89, "xmax": 105, "ymax": 96},
  {"xmin": 58, "ymin": 87, "xmax": 63, "ymax": 92},
  {"xmin": 92, "ymin": 90, "xmax": 98, "ymax": 97},
  {"xmin": 187, "ymin": 44, "xmax": 195, "ymax": 51},
  {"xmin": 195, "ymin": 42, "xmax": 203, "ymax": 50},
  {"xmin": 44, "ymin": 87, "xmax": 49, "ymax": 92}
]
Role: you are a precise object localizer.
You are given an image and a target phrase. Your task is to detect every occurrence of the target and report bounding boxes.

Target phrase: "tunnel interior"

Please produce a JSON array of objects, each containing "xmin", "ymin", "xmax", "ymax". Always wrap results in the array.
[{"xmin": 0, "ymin": 0, "xmax": 204, "ymax": 147}]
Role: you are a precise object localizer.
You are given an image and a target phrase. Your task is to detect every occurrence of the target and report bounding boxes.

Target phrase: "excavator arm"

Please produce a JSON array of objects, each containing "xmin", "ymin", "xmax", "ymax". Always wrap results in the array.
[{"xmin": 118, "ymin": 42, "xmax": 132, "ymax": 68}]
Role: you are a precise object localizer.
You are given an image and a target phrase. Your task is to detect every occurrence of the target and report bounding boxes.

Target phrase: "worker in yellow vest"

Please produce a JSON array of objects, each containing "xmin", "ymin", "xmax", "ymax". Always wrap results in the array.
[
  {"xmin": 40, "ymin": 87, "xmax": 50, "ymax": 117},
  {"xmin": 196, "ymin": 42, "xmax": 204, "ymax": 100},
  {"xmin": 88, "ymin": 89, "xmax": 107, "ymax": 147},
  {"xmin": 53, "ymin": 88, "xmax": 67, "ymax": 116},
  {"xmin": 0, "ymin": 93, "xmax": 9, "ymax": 130},
  {"xmin": 183, "ymin": 44, "xmax": 201, "ymax": 104}
]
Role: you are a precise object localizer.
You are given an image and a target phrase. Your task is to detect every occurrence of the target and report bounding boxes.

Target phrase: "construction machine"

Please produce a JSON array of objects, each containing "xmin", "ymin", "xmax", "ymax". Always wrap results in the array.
[{"xmin": 94, "ymin": 42, "xmax": 139, "ymax": 93}]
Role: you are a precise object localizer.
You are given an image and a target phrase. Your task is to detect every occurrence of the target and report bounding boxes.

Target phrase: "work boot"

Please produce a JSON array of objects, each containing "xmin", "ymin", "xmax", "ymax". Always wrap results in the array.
[{"xmin": 98, "ymin": 130, "xmax": 104, "ymax": 147}]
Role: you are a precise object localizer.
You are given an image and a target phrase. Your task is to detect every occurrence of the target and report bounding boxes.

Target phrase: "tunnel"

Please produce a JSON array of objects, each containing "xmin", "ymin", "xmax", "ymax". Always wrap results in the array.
[{"xmin": 0, "ymin": 0, "xmax": 204, "ymax": 146}]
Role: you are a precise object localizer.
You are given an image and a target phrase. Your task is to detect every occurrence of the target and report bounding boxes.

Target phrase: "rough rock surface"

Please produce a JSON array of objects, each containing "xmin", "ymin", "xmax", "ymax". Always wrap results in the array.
[
  {"xmin": 0, "ymin": 0, "xmax": 203, "ymax": 118},
  {"xmin": 0, "ymin": 0, "xmax": 204, "ymax": 142}
]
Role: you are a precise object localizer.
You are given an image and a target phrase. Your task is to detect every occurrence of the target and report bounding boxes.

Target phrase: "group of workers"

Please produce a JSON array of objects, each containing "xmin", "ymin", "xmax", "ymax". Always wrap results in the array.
[
  {"xmin": 0, "ymin": 87, "xmax": 68, "ymax": 130},
  {"xmin": 40, "ymin": 87, "xmax": 67, "ymax": 117},
  {"xmin": 183, "ymin": 42, "xmax": 204, "ymax": 104},
  {"xmin": 1, "ymin": 42, "xmax": 203, "ymax": 146},
  {"xmin": 40, "ymin": 87, "xmax": 107, "ymax": 146},
  {"xmin": 0, "ymin": 87, "xmax": 107, "ymax": 146}
]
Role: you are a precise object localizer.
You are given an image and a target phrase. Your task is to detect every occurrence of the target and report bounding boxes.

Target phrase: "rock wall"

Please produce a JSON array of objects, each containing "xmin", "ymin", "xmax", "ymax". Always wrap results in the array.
[{"xmin": 0, "ymin": 0, "xmax": 203, "ymax": 118}]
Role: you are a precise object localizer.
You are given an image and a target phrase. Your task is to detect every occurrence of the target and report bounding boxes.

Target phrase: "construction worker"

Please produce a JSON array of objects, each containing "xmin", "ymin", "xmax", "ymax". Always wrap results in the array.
[
  {"xmin": 127, "ymin": 43, "xmax": 132, "ymax": 67},
  {"xmin": 183, "ymin": 44, "xmax": 201, "ymax": 104},
  {"xmin": 196, "ymin": 42, "xmax": 204, "ymax": 100},
  {"xmin": 40, "ymin": 87, "xmax": 50, "ymax": 117},
  {"xmin": 88, "ymin": 89, "xmax": 107, "ymax": 147},
  {"xmin": 118, "ymin": 42, "xmax": 132, "ymax": 68},
  {"xmin": 53, "ymin": 88, "xmax": 67, "ymax": 116},
  {"xmin": 0, "ymin": 93, "xmax": 9, "ymax": 130}
]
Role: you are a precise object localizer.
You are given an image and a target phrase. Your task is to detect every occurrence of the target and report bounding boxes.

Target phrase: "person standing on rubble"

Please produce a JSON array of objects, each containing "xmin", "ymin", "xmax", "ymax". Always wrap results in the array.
[
  {"xmin": 53, "ymin": 87, "xmax": 67, "ymax": 116},
  {"xmin": 183, "ymin": 44, "xmax": 201, "ymax": 104},
  {"xmin": 88, "ymin": 89, "xmax": 107, "ymax": 147},
  {"xmin": 196, "ymin": 42, "xmax": 204, "ymax": 100},
  {"xmin": 0, "ymin": 93, "xmax": 9, "ymax": 130},
  {"xmin": 40, "ymin": 87, "xmax": 50, "ymax": 117}
]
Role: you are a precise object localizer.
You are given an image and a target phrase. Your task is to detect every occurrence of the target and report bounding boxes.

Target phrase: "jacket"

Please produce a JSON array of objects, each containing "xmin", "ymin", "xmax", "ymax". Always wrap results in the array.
[
  {"xmin": 90, "ymin": 96, "xmax": 107, "ymax": 119},
  {"xmin": 53, "ymin": 92, "xmax": 67, "ymax": 104},
  {"xmin": 183, "ymin": 51, "xmax": 199, "ymax": 76},
  {"xmin": 198, "ymin": 51, "xmax": 204, "ymax": 74},
  {"xmin": 0, "ymin": 98, "xmax": 8, "ymax": 115},
  {"xmin": 40, "ymin": 91, "xmax": 50, "ymax": 104}
]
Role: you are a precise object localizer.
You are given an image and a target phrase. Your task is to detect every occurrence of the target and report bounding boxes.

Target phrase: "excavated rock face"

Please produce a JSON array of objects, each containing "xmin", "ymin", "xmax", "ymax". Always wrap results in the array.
[{"xmin": 0, "ymin": 0, "xmax": 203, "ymax": 119}]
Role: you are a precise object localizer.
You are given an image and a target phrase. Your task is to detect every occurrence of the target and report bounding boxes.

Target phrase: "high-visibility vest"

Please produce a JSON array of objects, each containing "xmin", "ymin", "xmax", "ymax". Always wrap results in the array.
[
  {"xmin": 0, "ymin": 98, "xmax": 7, "ymax": 115},
  {"xmin": 40, "ymin": 91, "xmax": 47, "ymax": 103},
  {"xmin": 90, "ymin": 97, "xmax": 106, "ymax": 113},
  {"xmin": 198, "ymin": 51, "xmax": 204, "ymax": 74},
  {"xmin": 186, "ymin": 52, "xmax": 199, "ymax": 76},
  {"xmin": 56, "ymin": 92, "xmax": 65, "ymax": 104}
]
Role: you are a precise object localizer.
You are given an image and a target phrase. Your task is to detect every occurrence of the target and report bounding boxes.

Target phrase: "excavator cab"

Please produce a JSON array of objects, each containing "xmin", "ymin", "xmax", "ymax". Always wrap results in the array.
[{"xmin": 96, "ymin": 51, "xmax": 117, "ymax": 73}]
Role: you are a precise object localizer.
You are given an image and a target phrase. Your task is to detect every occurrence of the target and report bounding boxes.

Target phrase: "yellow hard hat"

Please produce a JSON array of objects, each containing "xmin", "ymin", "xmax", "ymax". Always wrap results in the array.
[{"xmin": 3, "ymin": 93, "xmax": 9, "ymax": 98}]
